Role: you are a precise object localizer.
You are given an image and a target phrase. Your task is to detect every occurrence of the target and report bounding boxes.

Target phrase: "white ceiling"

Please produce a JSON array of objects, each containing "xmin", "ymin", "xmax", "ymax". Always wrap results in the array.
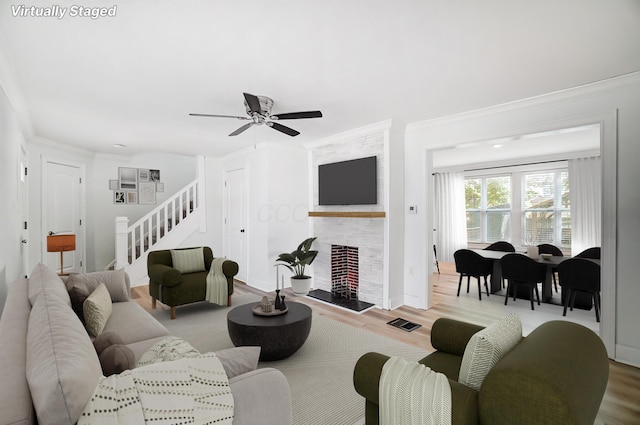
[
  {"xmin": 1, "ymin": 0, "xmax": 639, "ymax": 157},
  {"xmin": 432, "ymin": 124, "xmax": 601, "ymax": 170}
]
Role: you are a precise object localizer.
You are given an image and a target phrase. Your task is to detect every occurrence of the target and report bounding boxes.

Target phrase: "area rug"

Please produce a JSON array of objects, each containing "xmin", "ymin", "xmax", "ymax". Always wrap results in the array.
[{"xmin": 153, "ymin": 294, "xmax": 430, "ymax": 425}]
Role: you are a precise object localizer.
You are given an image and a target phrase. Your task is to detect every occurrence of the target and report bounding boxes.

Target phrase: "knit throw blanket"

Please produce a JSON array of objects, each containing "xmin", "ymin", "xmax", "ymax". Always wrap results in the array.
[
  {"xmin": 206, "ymin": 257, "xmax": 228, "ymax": 305},
  {"xmin": 137, "ymin": 336, "xmax": 201, "ymax": 367},
  {"xmin": 379, "ymin": 356, "xmax": 452, "ymax": 425},
  {"xmin": 79, "ymin": 338, "xmax": 234, "ymax": 425}
]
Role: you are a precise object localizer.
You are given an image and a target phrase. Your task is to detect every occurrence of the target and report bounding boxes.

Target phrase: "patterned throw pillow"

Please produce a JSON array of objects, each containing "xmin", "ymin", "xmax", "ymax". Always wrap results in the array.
[
  {"xmin": 83, "ymin": 283, "xmax": 112, "ymax": 337},
  {"xmin": 458, "ymin": 313, "xmax": 522, "ymax": 390},
  {"xmin": 171, "ymin": 247, "xmax": 206, "ymax": 274}
]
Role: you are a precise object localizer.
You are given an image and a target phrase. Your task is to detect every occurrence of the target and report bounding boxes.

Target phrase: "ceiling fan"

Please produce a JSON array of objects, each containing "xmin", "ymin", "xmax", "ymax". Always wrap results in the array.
[{"xmin": 189, "ymin": 92, "xmax": 323, "ymax": 137}]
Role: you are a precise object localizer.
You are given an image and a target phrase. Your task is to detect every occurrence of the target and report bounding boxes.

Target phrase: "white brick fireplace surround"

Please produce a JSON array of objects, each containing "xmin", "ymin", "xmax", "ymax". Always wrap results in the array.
[
  {"xmin": 307, "ymin": 123, "xmax": 392, "ymax": 308},
  {"xmin": 313, "ymin": 218, "xmax": 384, "ymax": 306}
]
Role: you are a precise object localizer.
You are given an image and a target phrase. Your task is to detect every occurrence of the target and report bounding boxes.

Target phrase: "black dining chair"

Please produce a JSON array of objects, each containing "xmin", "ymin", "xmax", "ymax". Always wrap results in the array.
[
  {"xmin": 484, "ymin": 241, "xmax": 515, "ymax": 288},
  {"xmin": 500, "ymin": 253, "xmax": 547, "ymax": 310},
  {"xmin": 557, "ymin": 258, "xmax": 601, "ymax": 322},
  {"xmin": 453, "ymin": 249, "xmax": 493, "ymax": 300},
  {"xmin": 484, "ymin": 241, "xmax": 516, "ymax": 252},
  {"xmin": 574, "ymin": 247, "xmax": 601, "ymax": 260},
  {"xmin": 537, "ymin": 243, "xmax": 563, "ymax": 293}
]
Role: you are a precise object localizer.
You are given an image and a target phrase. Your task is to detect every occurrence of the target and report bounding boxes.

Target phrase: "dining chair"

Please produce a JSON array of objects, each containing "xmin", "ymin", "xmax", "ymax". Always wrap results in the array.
[
  {"xmin": 537, "ymin": 243, "xmax": 563, "ymax": 292},
  {"xmin": 574, "ymin": 247, "xmax": 601, "ymax": 260},
  {"xmin": 484, "ymin": 241, "xmax": 515, "ymax": 288},
  {"xmin": 557, "ymin": 258, "xmax": 601, "ymax": 322},
  {"xmin": 484, "ymin": 241, "xmax": 516, "ymax": 252},
  {"xmin": 453, "ymin": 249, "xmax": 493, "ymax": 300},
  {"xmin": 500, "ymin": 253, "xmax": 547, "ymax": 310}
]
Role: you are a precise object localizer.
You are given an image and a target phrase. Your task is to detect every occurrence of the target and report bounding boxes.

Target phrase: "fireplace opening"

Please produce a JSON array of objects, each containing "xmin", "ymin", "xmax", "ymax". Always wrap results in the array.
[
  {"xmin": 331, "ymin": 245, "xmax": 359, "ymax": 300},
  {"xmin": 307, "ymin": 244, "xmax": 374, "ymax": 313}
]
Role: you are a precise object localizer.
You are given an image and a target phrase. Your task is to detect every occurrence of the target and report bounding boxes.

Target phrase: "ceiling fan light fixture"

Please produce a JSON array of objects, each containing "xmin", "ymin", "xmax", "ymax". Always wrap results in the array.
[
  {"xmin": 190, "ymin": 92, "xmax": 322, "ymax": 137},
  {"xmin": 244, "ymin": 95, "xmax": 274, "ymax": 116}
]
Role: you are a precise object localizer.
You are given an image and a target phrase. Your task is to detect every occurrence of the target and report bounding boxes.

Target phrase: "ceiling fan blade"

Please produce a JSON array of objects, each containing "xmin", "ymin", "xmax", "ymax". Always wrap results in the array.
[
  {"xmin": 229, "ymin": 122, "xmax": 254, "ymax": 136},
  {"xmin": 243, "ymin": 92, "xmax": 263, "ymax": 115},
  {"xmin": 189, "ymin": 113, "xmax": 250, "ymax": 120},
  {"xmin": 271, "ymin": 111, "xmax": 323, "ymax": 120},
  {"xmin": 268, "ymin": 122, "xmax": 300, "ymax": 137}
]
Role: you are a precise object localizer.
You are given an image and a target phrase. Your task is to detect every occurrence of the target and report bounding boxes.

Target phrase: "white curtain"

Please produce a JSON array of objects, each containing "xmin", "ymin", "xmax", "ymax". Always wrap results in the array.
[
  {"xmin": 434, "ymin": 172, "xmax": 468, "ymax": 263},
  {"xmin": 568, "ymin": 156, "xmax": 601, "ymax": 255}
]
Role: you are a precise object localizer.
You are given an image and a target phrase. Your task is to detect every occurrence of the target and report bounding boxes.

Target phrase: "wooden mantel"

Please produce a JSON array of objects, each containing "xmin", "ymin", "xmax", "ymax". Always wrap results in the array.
[{"xmin": 308, "ymin": 211, "xmax": 386, "ymax": 218}]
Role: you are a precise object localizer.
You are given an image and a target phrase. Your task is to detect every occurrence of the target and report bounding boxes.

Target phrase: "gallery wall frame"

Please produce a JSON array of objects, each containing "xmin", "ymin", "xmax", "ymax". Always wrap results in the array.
[
  {"xmin": 139, "ymin": 182, "xmax": 156, "ymax": 204},
  {"xmin": 111, "ymin": 167, "xmax": 163, "ymax": 205}
]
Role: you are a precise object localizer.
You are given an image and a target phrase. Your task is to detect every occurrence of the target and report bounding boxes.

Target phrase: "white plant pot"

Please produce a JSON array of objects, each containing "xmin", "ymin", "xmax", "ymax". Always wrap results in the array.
[{"xmin": 290, "ymin": 276, "xmax": 312, "ymax": 296}]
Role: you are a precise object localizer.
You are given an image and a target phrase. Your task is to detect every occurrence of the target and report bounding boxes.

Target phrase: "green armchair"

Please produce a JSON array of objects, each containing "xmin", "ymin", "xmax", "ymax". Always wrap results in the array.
[
  {"xmin": 354, "ymin": 318, "xmax": 609, "ymax": 425},
  {"xmin": 147, "ymin": 247, "xmax": 239, "ymax": 319}
]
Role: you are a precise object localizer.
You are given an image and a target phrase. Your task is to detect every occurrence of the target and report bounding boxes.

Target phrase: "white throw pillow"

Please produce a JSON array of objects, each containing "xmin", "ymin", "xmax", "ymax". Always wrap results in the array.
[
  {"xmin": 83, "ymin": 283, "xmax": 113, "ymax": 337},
  {"xmin": 458, "ymin": 313, "xmax": 522, "ymax": 390},
  {"xmin": 171, "ymin": 247, "xmax": 206, "ymax": 274}
]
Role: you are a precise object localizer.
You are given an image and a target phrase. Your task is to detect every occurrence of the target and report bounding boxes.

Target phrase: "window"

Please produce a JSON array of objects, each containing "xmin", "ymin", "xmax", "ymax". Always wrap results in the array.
[
  {"xmin": 465, "ymin": 175, "xmax": 511, "ymax": 243},
  {"xmin": 465, "ymin": 167, "xmax": 570, "ymax": 248},
  {"xmin": 522, "ymin": 171, "xmax": 570, "ymax": 247}
]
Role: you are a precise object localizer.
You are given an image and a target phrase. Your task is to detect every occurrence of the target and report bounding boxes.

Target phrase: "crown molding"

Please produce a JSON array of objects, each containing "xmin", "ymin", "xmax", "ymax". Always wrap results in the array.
[
  {"xmin": 29, "ymin": 135, "xmax": 94, "ymax": 156},
  {"xmin": 303, "ymin": 119, "xmax": 393, "ymax": 149},
  {"xmin": 407, "ymin": 71, "xmax": 640, "ymax": 133}
]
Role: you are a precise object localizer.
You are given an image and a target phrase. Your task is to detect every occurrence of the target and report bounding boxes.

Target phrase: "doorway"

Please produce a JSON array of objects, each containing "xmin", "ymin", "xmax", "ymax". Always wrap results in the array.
[
  {"xmin": 19, "ymin": 145, "xmax": 28, "ymax": 277},
  {"xmin": 425, "ymin": 118, "xmax": 617, "ymax": 356},
  {"xmin": 224, "ymin": 168, "xmax": 247, "ymax": 282},
  {"xmin": 42, "ymin": 159, "xmax": 84, "ymax": 274}
]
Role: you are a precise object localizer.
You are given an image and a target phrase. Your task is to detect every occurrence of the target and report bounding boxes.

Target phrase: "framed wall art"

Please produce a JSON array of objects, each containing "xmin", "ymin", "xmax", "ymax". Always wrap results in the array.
[
  {"xmin": 138, "ymin": 168, "xmax": 150, "ymax": 182},
  {"xmin": 139, "ymin": 182, "xmax": 156, "ymax": 204},
  {"xmin": 114, "ymin": 191, "xmax": 125, "ymax": 204},
  {"xmin": 119, "ymin": 167, "xmax": 137, "ymax": 190},
  {"xmin": 111, "ymin": 167, "xmax": 163, "ymax": 205},
  {"xmin": 127, "ymin": 191, "xmax": 137, "ymax": 204}
]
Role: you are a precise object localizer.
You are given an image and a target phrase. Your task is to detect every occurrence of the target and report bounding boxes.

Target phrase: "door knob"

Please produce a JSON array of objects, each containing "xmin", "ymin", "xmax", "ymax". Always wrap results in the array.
[
  {"xmin": 21, "ymin": 239, "xmax": 27, "ymax": 244},
  {"xmin": 240, "ymin": 229, "xmax": 245, "ymax": 233}
]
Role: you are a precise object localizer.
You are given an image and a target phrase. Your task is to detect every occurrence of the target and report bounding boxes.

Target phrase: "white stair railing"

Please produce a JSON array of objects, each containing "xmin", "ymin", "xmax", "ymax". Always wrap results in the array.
[{"xmin": 115, "ymin": 180, "xmax": 199, "ymax": 268}]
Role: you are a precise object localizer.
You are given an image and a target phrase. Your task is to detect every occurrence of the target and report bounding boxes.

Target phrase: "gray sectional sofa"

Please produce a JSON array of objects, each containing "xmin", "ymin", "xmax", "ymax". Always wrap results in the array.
[{"xmin": 0, "ymin": 263, "xmax": 292, "ymax": 425}]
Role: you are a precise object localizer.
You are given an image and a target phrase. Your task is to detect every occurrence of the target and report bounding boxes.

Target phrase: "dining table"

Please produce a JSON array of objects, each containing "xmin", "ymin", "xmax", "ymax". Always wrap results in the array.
[{"xmin": 470, "ymin": 249, "xmax": 600, "ymax": 307}]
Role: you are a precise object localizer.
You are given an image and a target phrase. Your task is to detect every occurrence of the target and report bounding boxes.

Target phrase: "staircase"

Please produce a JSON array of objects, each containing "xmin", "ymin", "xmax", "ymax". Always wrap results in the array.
[{"xmin": 114, "ymin": 179, "xmax": 203, "ymax": 282}]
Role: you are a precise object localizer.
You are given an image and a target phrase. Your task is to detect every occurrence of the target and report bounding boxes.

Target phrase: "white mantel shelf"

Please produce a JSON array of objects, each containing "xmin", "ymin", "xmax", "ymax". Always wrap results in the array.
[{"xmin": 308, "ymin": 211, "xmax": 386, "ymax": 218}]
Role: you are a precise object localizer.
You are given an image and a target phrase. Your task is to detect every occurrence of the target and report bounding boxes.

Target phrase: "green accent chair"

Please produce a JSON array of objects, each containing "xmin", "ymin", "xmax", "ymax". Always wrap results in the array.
[
  {"xmin": 353, "ymin": 318, "xmax": 609, "ymax": 425},
  {"xmin": 147, "ymin": 247, "xmax": 239, "ymax": 319}
]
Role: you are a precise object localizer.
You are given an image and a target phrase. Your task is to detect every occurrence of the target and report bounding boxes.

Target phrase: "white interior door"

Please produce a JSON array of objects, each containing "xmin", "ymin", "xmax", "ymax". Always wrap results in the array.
[
  {"xmin": 225, "ymin": 168, "xmax": 247, "ymax": 282},
  {"xmin": 43, "ymin": 160, "xmax": 83, "ymax": 274},
  {"xmin": 19, "ymin": 146, "xmax": 28, "ymax": 277}
]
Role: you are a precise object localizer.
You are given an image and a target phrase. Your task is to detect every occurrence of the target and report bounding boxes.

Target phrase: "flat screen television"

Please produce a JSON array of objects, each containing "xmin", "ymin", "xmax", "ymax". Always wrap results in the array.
[{"xmin": 318, "ymin": 156, "xmax": 377, "ymax": 205}]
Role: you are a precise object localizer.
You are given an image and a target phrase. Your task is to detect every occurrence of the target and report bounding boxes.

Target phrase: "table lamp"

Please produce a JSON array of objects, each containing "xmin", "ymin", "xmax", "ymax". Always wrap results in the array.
[{"xmin": 47, "ymin": 234, "xmax": 76, "ymax": 275}]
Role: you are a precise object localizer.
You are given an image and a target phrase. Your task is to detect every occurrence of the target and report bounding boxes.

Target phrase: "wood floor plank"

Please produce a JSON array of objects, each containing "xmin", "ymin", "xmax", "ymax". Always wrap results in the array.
[{"xmin": 132, "ymin": 263, "xmax": 640, "ymax": 425}]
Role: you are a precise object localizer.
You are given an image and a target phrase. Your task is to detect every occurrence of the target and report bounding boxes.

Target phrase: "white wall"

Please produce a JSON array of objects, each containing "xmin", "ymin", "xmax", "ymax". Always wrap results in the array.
[
  {"xmin": 403, "ymin": 72, "xmax": 640, "ymax": 367},
  {"xmin": 181, "ymin": 156, "xmax": 224, "ymax": 256},
  {"xmin": 218, "ymin": 143, "xmax": 309, "ymax": 292},
  {"xmin": 0, "ymin": 86, "xmax": 26, "ymax": 316}
]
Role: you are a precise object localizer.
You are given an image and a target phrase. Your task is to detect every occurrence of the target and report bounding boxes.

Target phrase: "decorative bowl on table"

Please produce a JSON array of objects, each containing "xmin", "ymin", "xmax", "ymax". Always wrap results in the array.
[{"xmin": 541, "ymin": 253, "xmax": 553, "ymax": 260}]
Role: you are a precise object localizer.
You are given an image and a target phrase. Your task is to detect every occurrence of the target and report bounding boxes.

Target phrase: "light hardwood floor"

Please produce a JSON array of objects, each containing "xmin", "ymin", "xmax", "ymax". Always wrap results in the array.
[{"xmin": 132, "ymin": 262, "xmax": 640, "ymax": 425}]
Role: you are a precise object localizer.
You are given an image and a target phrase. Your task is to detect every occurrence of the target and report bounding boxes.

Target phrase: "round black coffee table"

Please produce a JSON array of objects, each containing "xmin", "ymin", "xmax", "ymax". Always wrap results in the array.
[{"xmin": 227, "ymin": 301, "xmax": 312, "ymax": 361}]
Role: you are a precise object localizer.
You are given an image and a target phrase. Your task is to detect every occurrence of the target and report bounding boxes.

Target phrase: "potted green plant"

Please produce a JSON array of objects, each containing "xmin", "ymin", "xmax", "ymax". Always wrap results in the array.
[{"xmin": 276, "ymin": 237, "xmax": 318, "ymax": 295}]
